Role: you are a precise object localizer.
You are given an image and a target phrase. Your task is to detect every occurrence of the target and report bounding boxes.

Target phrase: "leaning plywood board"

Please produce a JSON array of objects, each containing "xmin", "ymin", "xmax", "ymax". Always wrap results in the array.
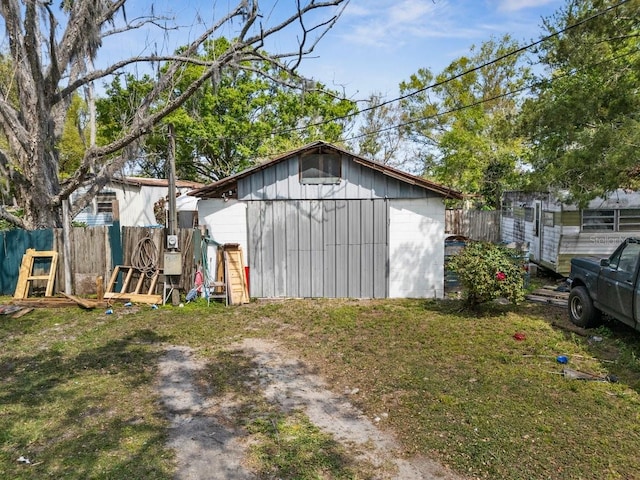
[{"xmin": 224, "ymin": 245, "xmax": 249, "ymax": 305}]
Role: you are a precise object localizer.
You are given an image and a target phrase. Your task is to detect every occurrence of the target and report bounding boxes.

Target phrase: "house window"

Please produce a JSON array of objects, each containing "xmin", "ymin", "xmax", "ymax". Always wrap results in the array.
[
  {"xmin": 501, "ymin": 200, "xmax": 514, "ymax": 218},
  {"xmin": 96, "ymin": 191, "xmax": 116, "ymax": 215},
  {"xmin": 299, "ymin": 152, "xmax": 341, "ymax": 184},
  {"xmin": 524, "ymin": 207, "xmax": 534, "ymax": 222}
]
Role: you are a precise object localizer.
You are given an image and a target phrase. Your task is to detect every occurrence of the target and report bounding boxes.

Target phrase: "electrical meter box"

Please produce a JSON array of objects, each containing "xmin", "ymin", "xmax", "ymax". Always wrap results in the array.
[
  {"xmin": 163, "ymin": 251, "xmax": 182, "ymax": 275},
  {"xmin": 166, "ymin": 235, "xmax": 179, "ymax": 249}
]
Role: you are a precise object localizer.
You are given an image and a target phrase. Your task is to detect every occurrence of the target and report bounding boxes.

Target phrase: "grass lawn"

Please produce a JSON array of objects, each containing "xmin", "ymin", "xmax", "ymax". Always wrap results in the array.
[{"xmin": 1, "ymin": 296, "xmax": 639, "ymax": 479}]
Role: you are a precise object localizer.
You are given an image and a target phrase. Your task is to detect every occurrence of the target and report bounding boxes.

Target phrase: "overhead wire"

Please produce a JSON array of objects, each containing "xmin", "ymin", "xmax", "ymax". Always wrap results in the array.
[
  {"xmin": 133, "ymin": 0, "xmax": 636, "ymax": 167},
  {"xmin": 345, "ymin": 48, "xmax": 639, "ymax": 143},
  {"xmin": 268, "ymin": 0, "xmax": 633, "ymax": 137}
]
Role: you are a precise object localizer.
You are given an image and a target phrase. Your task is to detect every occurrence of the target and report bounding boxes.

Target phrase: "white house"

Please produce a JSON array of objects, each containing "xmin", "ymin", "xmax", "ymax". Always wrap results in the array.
[
  {"xmin": 189, "ymin": 141, "xmax": 462, "ymax": 299},
  {"xmin": 73, "ymin": 177, "xmax": 203, "ymax": 227}
]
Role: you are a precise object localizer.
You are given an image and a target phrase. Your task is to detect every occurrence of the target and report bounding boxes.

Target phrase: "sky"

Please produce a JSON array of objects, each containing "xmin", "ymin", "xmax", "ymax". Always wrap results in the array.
[
  {"xmin": 100, "ymin": 0, "xmax": 565, "ymax": 102},
  {"xmin": 294, "ymin": 0, "xmax": 565, "ymax": 100}
]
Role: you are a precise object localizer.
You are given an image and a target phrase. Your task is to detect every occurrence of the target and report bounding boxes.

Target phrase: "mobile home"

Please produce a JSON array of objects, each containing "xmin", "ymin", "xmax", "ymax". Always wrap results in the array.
[{"xmin": 501, "ymin": 190, "xmax": 640, "ymax": 275}]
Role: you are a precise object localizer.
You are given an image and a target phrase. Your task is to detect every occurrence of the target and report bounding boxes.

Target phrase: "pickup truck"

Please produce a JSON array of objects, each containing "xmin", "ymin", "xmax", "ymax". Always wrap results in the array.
[{"xmin": 568, "ymin": 238, "xmax": 640, "ymax": 331}]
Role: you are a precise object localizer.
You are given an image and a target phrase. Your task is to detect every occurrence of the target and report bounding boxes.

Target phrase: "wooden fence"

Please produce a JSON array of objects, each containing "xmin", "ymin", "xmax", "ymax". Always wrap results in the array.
[
  {"xmin": 1, "ymin": 225, "xmax": 201, "ymax": 297},
  {"xmin": 445, "ymin": 209, "xmax": 500, "ymax": 242}
]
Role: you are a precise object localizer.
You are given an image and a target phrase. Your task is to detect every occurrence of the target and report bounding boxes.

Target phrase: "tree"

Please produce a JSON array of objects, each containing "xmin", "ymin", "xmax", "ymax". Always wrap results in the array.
[
  {"xmin": 399, "ymin": 35, "xmax": 531, "ymax": 208},
  {"xmin": 58, "ymin": 95, "xmax": 90, "ymax": 178},
  {"xmin": 520, "ymin": 0, "xmax": 640, "ymax": 206},
  {"xmin": 0, "ymin": 0, "xmax": 349, "ymax": 229},
  {"xmin": 352, "ymin": 92, "xmax": 406, "ymax": 168},
  {"xmin": 97, "ymin": 38, "xmax": 357, "ymax": 182}
]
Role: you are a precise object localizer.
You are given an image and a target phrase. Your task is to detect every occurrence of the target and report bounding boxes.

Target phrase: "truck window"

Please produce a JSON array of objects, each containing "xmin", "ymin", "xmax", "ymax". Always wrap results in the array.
[{"xmin": 611, "ymin": 241, "xmax": 640, "ymax": 274}]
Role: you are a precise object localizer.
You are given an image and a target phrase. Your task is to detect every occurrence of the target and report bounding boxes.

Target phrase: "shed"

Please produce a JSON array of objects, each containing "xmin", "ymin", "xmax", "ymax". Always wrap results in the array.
[
  {"xmin": 190, "ymin": 141, "xmax": 462, "ymax": 299},
  {"xmin": 501, "ymin": 189, "xmax": 640, "ymax": 275}
]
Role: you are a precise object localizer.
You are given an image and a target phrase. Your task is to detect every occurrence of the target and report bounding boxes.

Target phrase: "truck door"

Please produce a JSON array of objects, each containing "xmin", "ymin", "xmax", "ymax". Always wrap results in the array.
[{"xmin": 596, "ymin": 240, "xmax": 640, "ymax": 326}]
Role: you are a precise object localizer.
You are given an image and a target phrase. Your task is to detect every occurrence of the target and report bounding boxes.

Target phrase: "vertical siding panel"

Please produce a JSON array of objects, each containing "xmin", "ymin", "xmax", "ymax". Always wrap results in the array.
[
  {"xmin": 359, "ymin": 167, "xmax": 374, "ymax": 199},
  {"xmin": 286, "ymin": 201, "xmax": 300, "ymax": 297},
  {"xmin": 247, "ymin": 202, "xmax": 264, "ymax": 297},
  {"xmin": 373, "ymin": 200, "xmax": 388, "ymax": 298},
  {"xmin": 323, "ymin": 201, "xmax": 337, "ymax": 297},
  {"xmin": 344, "ymin": 161, "xmax": 360, "ymax": 198},
  {"xmin": 310, "ymin": 200, "xmax": 324, "ymax": 297},
  {"xmin": 287, "ymin": 157, "xmax": 300, "ymax": 199},
  {"xmin": 335, "ymin": 200, "xmax": 349, "ymax": 296},
  {"xmin": 263, "ymin": 167, "xmax": 276, "ymax": 199},
  {"xmin": 298, "ymin": 201, "xmax": 312, "ymax": 297},
  {"xmin": 360, "ymin": 200, "xmax": 374, "ymax": 298},
  {"xmin": 275, "ymin": 161, "xmax": 290, "ymax": 199},
  {"xmin": 272, "ymin": 201, "xmax": 287, "ymax": 296},
  {"xmin": 348, "ymin": 200, "xmax": 361, "ymax": 297},
  {"xmin": 261, "ymin": 202, "xmax": 275, "ymax": 297}
]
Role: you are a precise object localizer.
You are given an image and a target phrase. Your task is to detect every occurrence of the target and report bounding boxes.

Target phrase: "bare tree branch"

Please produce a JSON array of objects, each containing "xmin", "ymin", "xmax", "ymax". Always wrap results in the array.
[{"xmin": 0, "ymin": 0, "xmax": 350, "ymax": 228}]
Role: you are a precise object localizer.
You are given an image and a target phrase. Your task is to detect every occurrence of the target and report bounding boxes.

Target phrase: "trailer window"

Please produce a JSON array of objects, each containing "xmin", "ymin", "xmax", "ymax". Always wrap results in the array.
[
  {"xmin": 582, "ymin": 209, "xmax": 615, "ymax": 231},
  {"xmin": 618, "ymin": 209, "xmax": 640, "ymax": 231}
]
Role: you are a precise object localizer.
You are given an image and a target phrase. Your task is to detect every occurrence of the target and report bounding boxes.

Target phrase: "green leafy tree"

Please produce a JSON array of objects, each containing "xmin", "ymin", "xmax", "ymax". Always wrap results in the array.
[
  {"xmin": 97, "ymin": 38, "xmax": 357, "ymax": 182},
  {"xmin": 448, "ymin": 241, "xmax": 526, "ymax": 308},
  {"xmin": 399, "ymin": 35, "xmax": 531, "ymax": 208},
  {"xmin": 519, "ymin": 0, "xmax": 640, "ymax": 206},
  {"xmin": 58, "ymin": 94, "xmax": 89, "ymax": 177}
]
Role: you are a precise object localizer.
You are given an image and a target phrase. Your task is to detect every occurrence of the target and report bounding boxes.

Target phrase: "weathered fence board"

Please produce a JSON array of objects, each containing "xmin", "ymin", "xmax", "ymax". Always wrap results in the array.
[{"xmin": 445, "ymin": 209, "xmax": 500, "ymax": 242}]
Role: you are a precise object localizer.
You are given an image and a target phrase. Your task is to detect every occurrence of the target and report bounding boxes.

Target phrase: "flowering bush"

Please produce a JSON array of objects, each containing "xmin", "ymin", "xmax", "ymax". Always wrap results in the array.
[{"xmin": 448, "ymin": 241, "xmax": 526, "ymax": 307}]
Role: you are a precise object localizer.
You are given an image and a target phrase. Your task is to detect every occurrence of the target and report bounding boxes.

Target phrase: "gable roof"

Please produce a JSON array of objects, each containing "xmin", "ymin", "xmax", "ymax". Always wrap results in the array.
[{"xmin": 189, "ymin": 141, "xmax": 463, "ymax": 200}]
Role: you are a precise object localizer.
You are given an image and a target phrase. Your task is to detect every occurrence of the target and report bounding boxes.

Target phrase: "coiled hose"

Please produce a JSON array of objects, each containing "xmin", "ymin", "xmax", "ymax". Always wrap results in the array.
[{"xmin": 131, "ymin": 236, "xmax": 159, "ymax": 277}]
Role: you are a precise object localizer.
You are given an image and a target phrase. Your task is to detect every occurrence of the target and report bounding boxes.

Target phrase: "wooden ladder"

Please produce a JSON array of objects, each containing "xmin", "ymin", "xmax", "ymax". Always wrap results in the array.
[{"xmin": 13, "ymin": 249, "xmax": 58, "ymax": 299}]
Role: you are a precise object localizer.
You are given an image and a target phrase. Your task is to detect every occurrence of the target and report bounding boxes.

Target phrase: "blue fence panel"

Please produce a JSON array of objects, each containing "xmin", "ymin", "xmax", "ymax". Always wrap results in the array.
[{"xmin": 0, "ymin": 229, "xmax": 54, "ymax": 296}]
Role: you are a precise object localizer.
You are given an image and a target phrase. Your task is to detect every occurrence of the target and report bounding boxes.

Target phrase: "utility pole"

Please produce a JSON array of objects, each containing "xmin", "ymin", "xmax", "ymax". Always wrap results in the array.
[
  {"xmin": 167, "ymin": 123, "xmax": 177, "ymax": 237},
  {"xmin": 165, "ymin": 123, "xmax": 182, "ymax": 305}
]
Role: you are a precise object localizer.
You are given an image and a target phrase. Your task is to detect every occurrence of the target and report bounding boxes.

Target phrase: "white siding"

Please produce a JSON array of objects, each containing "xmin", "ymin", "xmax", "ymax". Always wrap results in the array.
[
  {"xmin": 198, "ymin": 199, "xmax": 248, "ymax": 290},
  {"xmin": 389, "ymin": 198, "xmax": 445, "ymax": 298},
  {"xmin": 116, "ymin": 184, "xmax": 166, "ymax": 226},
  {"xmin": 198, "ymin": 199, "xmax": 248, "ymax": 253}
]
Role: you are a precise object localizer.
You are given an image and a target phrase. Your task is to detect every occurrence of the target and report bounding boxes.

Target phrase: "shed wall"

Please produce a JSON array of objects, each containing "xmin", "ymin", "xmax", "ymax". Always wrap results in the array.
[
  {"xmin": 239, "ymin": 155, "xmax": 435, "ymax": 201},
  {"xmin": 389, "ymin": 198, "xmax": 445, "ymax": 298},
  {"xmin": 246, "ymin": 199, "xmax": 388, "ymax": 298}
]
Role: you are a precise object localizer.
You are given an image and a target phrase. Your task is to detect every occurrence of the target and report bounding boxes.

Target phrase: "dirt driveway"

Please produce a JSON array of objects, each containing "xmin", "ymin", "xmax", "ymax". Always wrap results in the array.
[{"xmin": 158, "ymin": 338, "xmax": 466, "ymax": 480}]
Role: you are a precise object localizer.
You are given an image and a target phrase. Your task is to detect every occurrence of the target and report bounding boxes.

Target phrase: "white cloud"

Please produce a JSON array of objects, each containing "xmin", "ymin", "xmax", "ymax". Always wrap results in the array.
[
  {"xmin": 498, "ymin": 0, "xmax": 559, "ymax": 13},
  {"xmin": 339, "ymin": 0, "xmax": 482, "ymax": 49}
]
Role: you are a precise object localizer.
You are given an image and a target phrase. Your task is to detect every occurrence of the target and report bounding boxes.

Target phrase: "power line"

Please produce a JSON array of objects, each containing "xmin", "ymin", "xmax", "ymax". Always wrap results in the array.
[
  {"xmin": 270, "ymin": 0, "xmax": 632, "ymax": 137},
  {"xmin": 344, "ymin": 48, "xmax": 639, "ymax": 143}
]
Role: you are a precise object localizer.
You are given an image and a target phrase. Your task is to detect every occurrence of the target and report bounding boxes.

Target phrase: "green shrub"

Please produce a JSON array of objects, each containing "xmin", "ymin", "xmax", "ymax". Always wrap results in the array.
[{"xmin": 448, "ymin": 241, "xmax": 525, "ymax": 307}]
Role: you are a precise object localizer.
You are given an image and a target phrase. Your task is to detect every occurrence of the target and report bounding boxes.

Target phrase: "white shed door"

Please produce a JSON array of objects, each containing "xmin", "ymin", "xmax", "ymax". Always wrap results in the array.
[{"xmin": 389, "ymin": 198, "xmax": 445, "ymax": 298}]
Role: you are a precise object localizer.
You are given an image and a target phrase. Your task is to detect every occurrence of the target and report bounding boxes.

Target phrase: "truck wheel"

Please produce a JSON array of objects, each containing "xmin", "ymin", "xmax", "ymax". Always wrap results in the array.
[{"xmin": 568, "ymin": 286, "xmax": 601, "ymax": 328}]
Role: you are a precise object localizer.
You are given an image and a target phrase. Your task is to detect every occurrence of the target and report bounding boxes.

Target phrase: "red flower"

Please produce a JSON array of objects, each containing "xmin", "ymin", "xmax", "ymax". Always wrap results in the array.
[{"xmin": 496, "ymin": 271, "xmax": 506, "ymax": 281}]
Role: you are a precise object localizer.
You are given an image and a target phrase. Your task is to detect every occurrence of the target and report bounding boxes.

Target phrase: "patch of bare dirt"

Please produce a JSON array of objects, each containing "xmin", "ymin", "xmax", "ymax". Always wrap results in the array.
[{"xmin": 158, "ymin": 340, "xmax": 467, "ymax": 480}]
